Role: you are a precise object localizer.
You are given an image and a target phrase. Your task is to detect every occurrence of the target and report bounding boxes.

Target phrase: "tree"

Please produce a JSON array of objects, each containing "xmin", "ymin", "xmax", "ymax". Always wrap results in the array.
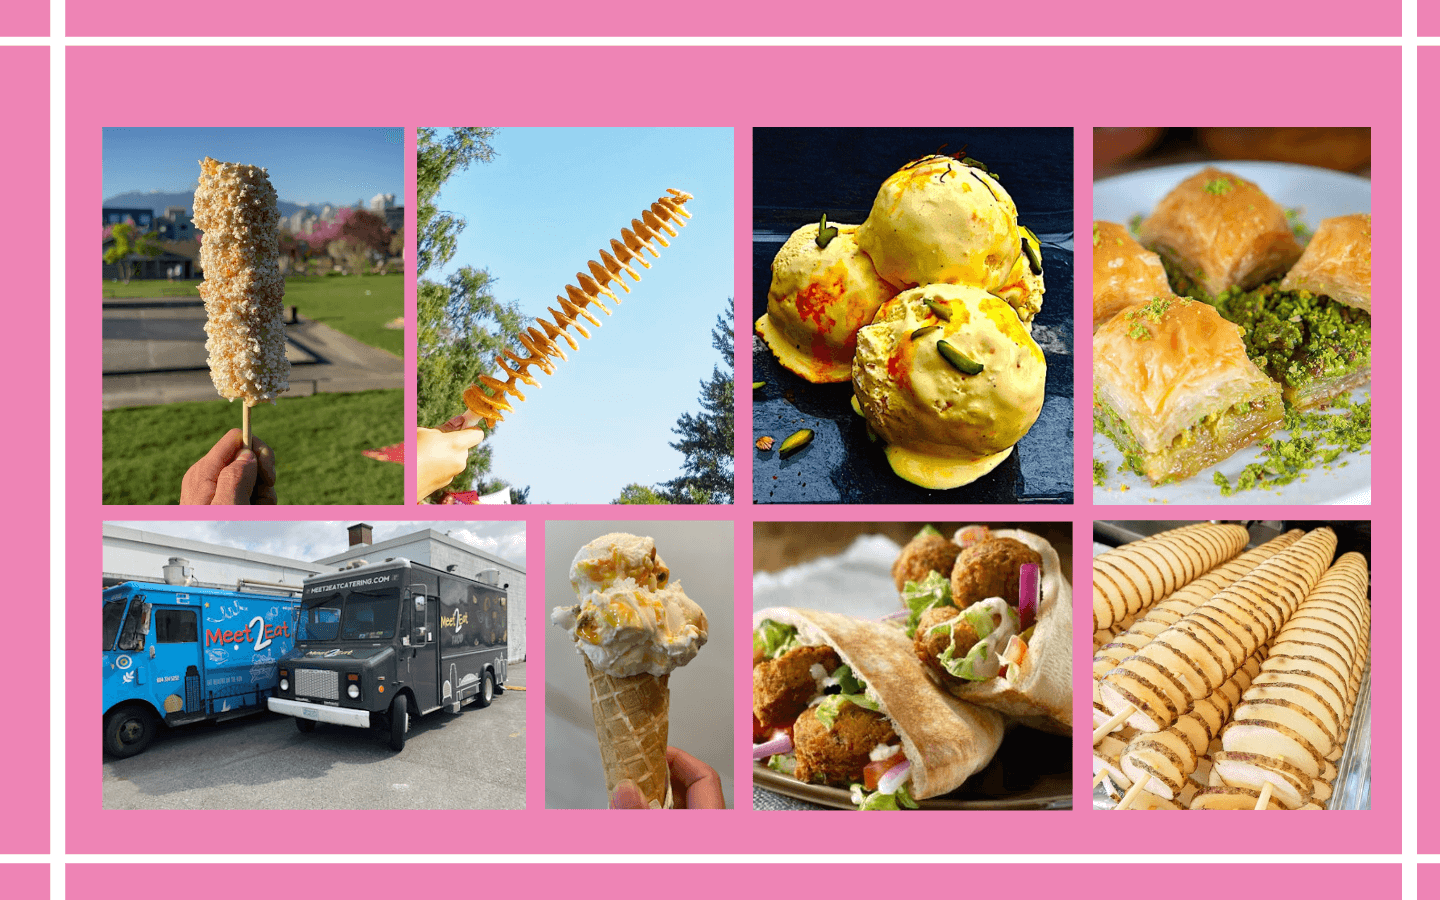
[
  {"xmin": 613, "ymin": 483, "xmax": 670, "ymax": 505},
  {"xmin": 660, "ymin": 298, "xmax": 735, "ymax": 504},
  {"xmin": 342, "ymin": 208, "xmax": 393, "ymax": 257},
  {"xmin": 104, "ymin": 222, "xmax": 162, "ymax": 284},
  {"xmin": 416, "ymin": 127, "xmax": 528, "ymax": 501}
]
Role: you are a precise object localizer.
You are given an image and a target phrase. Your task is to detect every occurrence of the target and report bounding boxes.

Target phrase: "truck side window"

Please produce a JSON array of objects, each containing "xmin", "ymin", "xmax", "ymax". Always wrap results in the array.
[
  {"xmin": 118, "ymin": 602, "xmax": 149, "ymax": 652},
  {"xmin": 155, "ymin": 609, "xmax": 199, "ymax": 643}
]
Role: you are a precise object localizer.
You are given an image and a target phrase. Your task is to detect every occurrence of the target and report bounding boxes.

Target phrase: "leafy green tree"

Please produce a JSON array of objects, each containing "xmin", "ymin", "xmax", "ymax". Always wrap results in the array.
[
  {"xmin": 661, "ymin": 298, "xmax": 735, "ymax": 504},
  {"xmin": 416, "ymin": 127, "xmax": 528, "ymax": 501},
  {"xmin": 104, "ymin": 222, "xmax": 162, "ymax": 284},
  {"xmin": 613, "ymin": 483, "xmax": 670, "ymax": 505}
]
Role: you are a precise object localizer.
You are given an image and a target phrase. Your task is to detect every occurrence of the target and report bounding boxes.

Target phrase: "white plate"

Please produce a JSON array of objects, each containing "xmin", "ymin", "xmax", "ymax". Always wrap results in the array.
[{"xmin": 1092, "ymin": 162, "xmax": 1372, "ymax": 506}]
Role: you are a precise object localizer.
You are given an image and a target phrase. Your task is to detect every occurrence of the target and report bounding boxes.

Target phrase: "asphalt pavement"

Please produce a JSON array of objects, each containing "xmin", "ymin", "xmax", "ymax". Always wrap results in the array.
[{"xmin": 103, "ymin": 663, "xmax": 527, "ymax": 810}]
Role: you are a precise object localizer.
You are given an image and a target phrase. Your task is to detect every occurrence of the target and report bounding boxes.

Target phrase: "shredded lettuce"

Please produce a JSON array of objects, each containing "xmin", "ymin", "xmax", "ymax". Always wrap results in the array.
[
  {"xmin": 814, "ymin": 692, "xmax": 879, "ymax": 728},
  {"xmin": 829, "ymin": 664, "xmax": 864, "ymax": 696},
  {"xmin": 902, "ymin": 570, "xmax": 954, "ymax": 636},
  {"xmin": 935, "ymin": 600, "xmax": 1021, "ymax": 682},
  {"xmin": 766, "ymin": 753, "xmax": 796, "ymax": 775},
  {"xmin": 854, "ymin": 782, "xmax": 920, "ymax": 811},
  {"xmin": 755, "ymin": 619, "xmax": 800, "ymax": 659}
]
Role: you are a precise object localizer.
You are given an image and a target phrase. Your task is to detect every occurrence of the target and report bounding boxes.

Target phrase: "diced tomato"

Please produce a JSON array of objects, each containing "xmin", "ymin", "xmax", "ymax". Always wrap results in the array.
[{"xmin": 862, "ymin": 749, "xmax": 908, "ymax": 790}]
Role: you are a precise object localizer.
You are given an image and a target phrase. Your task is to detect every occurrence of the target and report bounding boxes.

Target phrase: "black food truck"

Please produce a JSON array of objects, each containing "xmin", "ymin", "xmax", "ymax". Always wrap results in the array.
[{"xmin": 267, "ymin": 558, "xmax": 508, "ymax": 751}]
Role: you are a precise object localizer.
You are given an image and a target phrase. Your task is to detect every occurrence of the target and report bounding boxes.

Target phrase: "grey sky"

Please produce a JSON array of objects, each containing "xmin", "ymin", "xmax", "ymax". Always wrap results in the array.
[{"xmin": 108, "ymin": 520, "xmax": 526, "ymax": 567}]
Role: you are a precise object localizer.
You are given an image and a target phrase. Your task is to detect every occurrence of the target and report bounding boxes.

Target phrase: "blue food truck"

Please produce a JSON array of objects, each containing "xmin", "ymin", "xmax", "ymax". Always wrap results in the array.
[
  {"xmin": 268, "ymin": 558, "xmax": 507, "ymax": 751},
  {"xmin": 102, "ymin": 582, "xmax": 300, "ymax": 757}
]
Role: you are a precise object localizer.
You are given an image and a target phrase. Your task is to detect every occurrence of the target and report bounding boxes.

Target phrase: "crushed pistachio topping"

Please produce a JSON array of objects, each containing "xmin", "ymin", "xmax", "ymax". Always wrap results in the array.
[
  {"xmin": 1093, "ymin": 459, "xmax": 1108, "ymax": 486},
  {"xmin": 1213, "ymin": 394, "xmax": 1371, "ymax": 496},
  {"xmin": 1204, "ymin": 178, "xmax": 1234, "ymax": 195},
  {"xmin": 1285, "ymin": 208, "xmax": 1313, "ymax": 243},
  {"xmin": 1093, "ymin": 223, "xmax": 1102, "ymax": 248}
]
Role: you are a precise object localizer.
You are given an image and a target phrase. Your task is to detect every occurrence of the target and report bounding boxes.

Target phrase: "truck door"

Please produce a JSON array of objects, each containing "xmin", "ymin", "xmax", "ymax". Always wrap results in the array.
[
  {"xmin": 150, "ymin": 607, "xmax": 203, "ymax": 720},
  {"xmin": 409, "ymin": 590, "xmax": 439, "ymax": 711}
]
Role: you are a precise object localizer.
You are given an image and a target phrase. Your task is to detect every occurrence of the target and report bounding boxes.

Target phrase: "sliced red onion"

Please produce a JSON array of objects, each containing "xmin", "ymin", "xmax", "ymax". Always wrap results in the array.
[
  {"xmin": 1018, "ymin": 562, "xmax": 1040, "ymax": 631},
  {"xmin": 876, "ymin": 759, "xmax": 911, "ymax": 794},
  {"xmin": 753, "ymin": 733, "xmax": 793, "ymax": 760}
]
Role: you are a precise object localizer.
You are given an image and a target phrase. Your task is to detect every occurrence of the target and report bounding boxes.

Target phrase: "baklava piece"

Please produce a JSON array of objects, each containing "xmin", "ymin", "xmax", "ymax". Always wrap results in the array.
[
  {"xmin": 1092, "ymin": 220, "xmax": 1171, "ymax": 333},
  {"xmin": 1094, "ymin": 295, "xmax": 1284, "ymax": 484},
  {"xmin": 1138, "ymin": 166, "xmax": 1302, "ymax": 301},
  {"xmin": 1279, "ymin": 213, "xmax": 1371, "ymax": 313}
]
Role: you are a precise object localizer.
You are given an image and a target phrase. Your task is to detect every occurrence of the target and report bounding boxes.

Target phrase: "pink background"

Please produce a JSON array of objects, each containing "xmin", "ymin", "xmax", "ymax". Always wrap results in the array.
[
  {"xmin": 1, "ymin": 3, "xmax": 46, "ymax": 36},
  {"xmin": 1421, "ymin": 47, "xmax": 1437, "ymax": 856},
  {"xmin": 1, "ymin": 46, "xmax": 50, "ymax": 856},
  {"xmin": 0, "ymin": 867, "xmax": 48, "ymax": 899},
  {"xmin": 63, "ymin": 0, "xmax": 1399, "ymax": 38},
  {"xmin": 73, "ymin": 44, "xmax": 1397, "ymax": 854},
  {"xmin": 65, "ymin": 864, "xmax": 1402, "ymax": 895}
]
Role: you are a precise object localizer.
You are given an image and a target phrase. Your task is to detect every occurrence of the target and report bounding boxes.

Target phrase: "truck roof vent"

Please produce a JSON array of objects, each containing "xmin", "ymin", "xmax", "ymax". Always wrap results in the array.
[{"xmin": 162, "ymin": 557, "xmax": 193, "ymax": 586}]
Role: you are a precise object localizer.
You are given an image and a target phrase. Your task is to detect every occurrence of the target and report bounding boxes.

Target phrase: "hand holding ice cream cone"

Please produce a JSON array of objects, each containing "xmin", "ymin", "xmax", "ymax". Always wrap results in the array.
[{"xmin": 552, "ymin": 533, "xmax": 708, "ymax": 808}]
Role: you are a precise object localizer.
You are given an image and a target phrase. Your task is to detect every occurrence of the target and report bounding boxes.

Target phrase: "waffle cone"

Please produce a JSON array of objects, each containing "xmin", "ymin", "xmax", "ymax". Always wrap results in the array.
[{"xmin": 583, "ymin": 657, "xmax": 673, "ymax": 808}]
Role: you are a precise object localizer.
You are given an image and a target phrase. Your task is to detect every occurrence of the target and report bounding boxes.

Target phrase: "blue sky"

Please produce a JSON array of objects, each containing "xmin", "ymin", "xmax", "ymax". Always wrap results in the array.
[
  {"xmin": 110, "ymin": 521, "xmax": 526, "ymax": 567},
  {"xmin": 102, "ymin": 127, "xmax": 405, "ymax": 205},
  {"xmin": 431, "ymin": 127, "xmax": 735, "ymax": 504}
]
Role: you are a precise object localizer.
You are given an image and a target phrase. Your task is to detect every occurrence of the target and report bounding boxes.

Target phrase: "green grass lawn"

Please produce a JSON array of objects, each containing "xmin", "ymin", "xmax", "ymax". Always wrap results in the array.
[
  {"xmin": 104, "ymin": 389, "xmax": 404, "ymax": 505},
  {"xmin": 103, "ymin": 274, "xmax": 405, "ymax": 357}
]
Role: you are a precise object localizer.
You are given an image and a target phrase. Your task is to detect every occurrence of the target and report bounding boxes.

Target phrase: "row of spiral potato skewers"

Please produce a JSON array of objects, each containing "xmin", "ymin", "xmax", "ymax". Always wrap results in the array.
[{"xmin": 461, "ymin": 189, "xmax": 694, "ymax": 427}]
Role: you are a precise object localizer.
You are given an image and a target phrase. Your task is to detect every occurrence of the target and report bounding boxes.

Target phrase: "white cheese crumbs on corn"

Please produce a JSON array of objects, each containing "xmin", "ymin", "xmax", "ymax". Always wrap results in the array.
[{"xmin": 194, "ymin": 157, "xmax": 289, "ymax": 405}]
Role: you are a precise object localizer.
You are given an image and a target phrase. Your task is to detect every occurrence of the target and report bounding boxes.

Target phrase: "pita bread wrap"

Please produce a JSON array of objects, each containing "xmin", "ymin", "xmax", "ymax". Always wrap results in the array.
[
  {"xmin": 753, "ymin": 607, "xmax": 1005, "ymax": 800},
  {"xmin": 929, "ymin": 529, "xmax": 1073, "ymax": 734}
]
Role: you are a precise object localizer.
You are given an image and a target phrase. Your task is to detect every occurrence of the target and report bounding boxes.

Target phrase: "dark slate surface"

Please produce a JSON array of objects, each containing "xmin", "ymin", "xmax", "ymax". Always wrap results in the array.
[{"xmin": 751, "ymin": 128, "xmax": 1074, "ymax": 505}]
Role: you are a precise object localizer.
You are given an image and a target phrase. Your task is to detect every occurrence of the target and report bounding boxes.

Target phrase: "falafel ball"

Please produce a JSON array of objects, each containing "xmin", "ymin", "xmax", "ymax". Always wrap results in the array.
[
  {"xmin": 753, "ymin": 644, "xmax": 840, "ymax": 731},
  {"xmin": 792, "ymin": 702, "xmax": 898, "ymax": 785},
  {"xmin": 950, "ymin": 536, "xmax": 1042, "ymax": 608},
  {"xmin": 891, "ymin": 533, "xmax": 963, "ymax": 593},
  {"xmin": 913, "ymin": 605, "xmax": 981, "ymax": 686}
]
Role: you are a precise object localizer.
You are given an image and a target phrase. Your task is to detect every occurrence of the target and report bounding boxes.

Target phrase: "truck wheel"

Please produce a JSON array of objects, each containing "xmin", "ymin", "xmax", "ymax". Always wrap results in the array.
[
  {"xmin": 476, "ymin": 671, "xmax": 495, "ymax": 709},
  {"xmin": 387, "ymin": 694, "xmax": 409, "ymax": 751},
  {"xmin": 104, "ymin": 707, "xmax": 156, "ymax": 758},
  {"xmin": 295, "ymin": 718, "xmax": 316, "ymax": 734}
]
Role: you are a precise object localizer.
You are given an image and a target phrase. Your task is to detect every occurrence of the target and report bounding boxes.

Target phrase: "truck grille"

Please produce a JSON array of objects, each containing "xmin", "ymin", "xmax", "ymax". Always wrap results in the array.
[{"xmin": 296, "ymin": 668, "xmax": 339, "ymax": 700}]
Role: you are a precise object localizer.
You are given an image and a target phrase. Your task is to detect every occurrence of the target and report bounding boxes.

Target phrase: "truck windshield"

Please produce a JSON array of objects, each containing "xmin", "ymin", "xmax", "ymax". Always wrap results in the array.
[
  {"xmin": 102, "ymin": 599, "xmax": 127, "ymax": 650},
  {"xmin": 298, "ymin": 592, "xmax": 399, "ymax": 642},
  {"xmin": 341, "ymin": 593, "xmax": 399, "ymax": 641},
  {"xmin": 299, "ymin": 601, "xmax": 342, "ymax": 642}
]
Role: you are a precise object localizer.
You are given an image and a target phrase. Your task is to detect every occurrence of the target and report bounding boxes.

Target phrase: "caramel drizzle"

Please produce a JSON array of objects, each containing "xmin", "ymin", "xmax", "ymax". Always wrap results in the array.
[{"xmin": 462, "ymin": 189, "xmax": 693, "ymax": 426}]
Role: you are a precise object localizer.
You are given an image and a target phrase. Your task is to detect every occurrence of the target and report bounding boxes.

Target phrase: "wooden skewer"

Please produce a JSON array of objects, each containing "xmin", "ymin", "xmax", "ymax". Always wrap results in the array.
[
  {"xmin": 1254, "ymin": 755, "xmax": 1285, "ymax": 810},
  {"xmin": 242, "ymin": 404, "xmax": 253, "ymax": 451},
  {"xmin": 1255, "ymin": 781, "xmax": 1274, "ymax": 810},
  {"xmin": 1092, "ymin": 703, "xmax": 1134, "ymax": 745},
  {"xmin": 1114, "ymin": 776, "xmax": 1148, "ymax": 811},
  {"xmin": 1093, "ymin": 770, "xmax": 1108, "ymax": 789}
]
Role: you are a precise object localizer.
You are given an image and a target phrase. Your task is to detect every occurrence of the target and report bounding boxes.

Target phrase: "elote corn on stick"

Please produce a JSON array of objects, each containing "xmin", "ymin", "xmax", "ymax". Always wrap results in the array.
[
  {"xmin": 462, "ymin": 189, "xmax": 693, "ymax": 427},
  {"xmin": 193, "ymin": 157, "xmax": 290, "ymax": 447}
]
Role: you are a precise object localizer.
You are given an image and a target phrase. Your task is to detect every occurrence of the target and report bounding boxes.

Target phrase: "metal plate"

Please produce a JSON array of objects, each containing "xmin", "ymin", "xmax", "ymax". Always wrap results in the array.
[{"xmin": 752, "ymin": 128, "xmax": 1074, "ymax": 504}]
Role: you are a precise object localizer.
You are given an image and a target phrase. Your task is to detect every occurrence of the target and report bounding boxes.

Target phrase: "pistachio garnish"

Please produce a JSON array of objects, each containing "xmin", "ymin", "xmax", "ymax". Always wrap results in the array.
[
  {"xmin": 910, "ymin": 325, "xmax": 940, "ymax": 341},
  {"xmin": 755, "ymin": 436, "xmax": 775, "ymax": 451},
  {"xmin": 923, "ymin": 298, "xmax": 952, "ymax": 321},
  {"xmin": 815, "ymin": 213, "xmax": 839, "ymax": 250},
  {"xmin": 1022, "ymin": 235, "xmax": 1042, "ymax": 276},
  {"xmin": 778, "ymin": 428, "xmax": 814, "ymax": 457},
  {"xmin": 752, "ymin": 381, "xmax": 766, "ymax": 390},
  {"xmin": 961, "ymin": 156, "xmax": 990, "ymax": 174},
  {"xmin": 937, "ymin": 340, "xmax": 984, "ymax": 375},
  {"xmin": 850, "ymin": 395, "xmax": 864, "ymax": 417}
]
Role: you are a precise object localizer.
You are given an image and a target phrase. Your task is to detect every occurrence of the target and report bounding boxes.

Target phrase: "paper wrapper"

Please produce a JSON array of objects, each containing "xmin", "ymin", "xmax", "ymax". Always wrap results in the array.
[{"xmin": 584, "ymin": 657, "xmax": 673, "ymax": 808}]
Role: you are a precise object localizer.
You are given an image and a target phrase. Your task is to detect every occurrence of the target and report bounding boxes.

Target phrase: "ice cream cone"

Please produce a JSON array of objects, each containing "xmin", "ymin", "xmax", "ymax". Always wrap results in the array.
[{"xmin": 584, "ymin": 657, "xmax": 673, "ymax": 808}]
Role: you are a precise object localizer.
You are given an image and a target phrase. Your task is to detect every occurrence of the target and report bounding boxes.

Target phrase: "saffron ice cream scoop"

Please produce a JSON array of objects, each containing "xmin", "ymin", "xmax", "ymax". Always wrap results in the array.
[
  {"xmin": 855, "ymin": 155, "xmax": 1044, "ymax": 326},
  {"xmin": 852, "ymin": 284, "xmax": 1046, "ymax": 489},
  {"xmin": 756, "ymin": 221, "xmax": 899, "ymax": 383},
  {"xmin": 552, "ymin": 533, "xmax": 708, "ymax": 808}
]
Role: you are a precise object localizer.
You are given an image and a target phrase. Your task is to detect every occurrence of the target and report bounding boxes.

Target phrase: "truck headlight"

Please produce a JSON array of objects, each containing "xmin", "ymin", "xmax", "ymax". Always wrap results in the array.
[
  {"xmin": 347, "ymin": 683, "xmax": 360, "ymax": 699},
  {"xmin": 279, "ymin": 677, "xmax": 289, "ymax": 692}
]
